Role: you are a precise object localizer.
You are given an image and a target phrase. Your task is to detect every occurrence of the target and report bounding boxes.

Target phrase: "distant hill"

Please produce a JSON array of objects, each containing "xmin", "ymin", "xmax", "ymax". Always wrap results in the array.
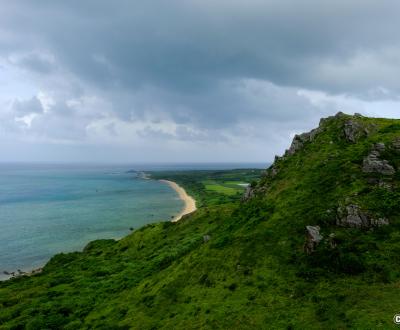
[{"xmin": 1, "ymin": 112, "xmax": 400, "ymax": 329}]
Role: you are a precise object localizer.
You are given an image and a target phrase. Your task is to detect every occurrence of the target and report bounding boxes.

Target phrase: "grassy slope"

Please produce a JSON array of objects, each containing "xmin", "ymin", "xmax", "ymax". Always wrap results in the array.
[{"xmin": 2, "ymin": 114, "xmax": 400, "ymax": 329}]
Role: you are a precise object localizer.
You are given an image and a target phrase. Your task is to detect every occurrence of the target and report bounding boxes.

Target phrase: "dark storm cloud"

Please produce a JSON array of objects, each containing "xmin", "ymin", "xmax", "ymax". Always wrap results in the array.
[
  {"xmin": 13, "ymin": 53, "xmax": 55, "ymax": 74},
  {"xmin": 3, "ymin": 0, "xmax": 400, "ymax": 94},
  {"xmin": 1, "ymin": 0, "xmax": 400, "ymax": 162}
]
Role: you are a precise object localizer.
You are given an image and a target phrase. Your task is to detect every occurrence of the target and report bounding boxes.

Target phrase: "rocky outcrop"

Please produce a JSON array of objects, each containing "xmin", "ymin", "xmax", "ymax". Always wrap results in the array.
[
  {"xmin": 286, "ymin": 135, "xmax": 304, "ymax": 156},
  {"xmin": 304, "ymin": 226, "xmax": 323, "ymax": 254},
  {"xmin": 242, "ymin": 184, "xmax": 267, "ymax": 201},
  {"xmin": 285, "ymin": 127, "xmax": 322, "ymax": 156},
  {"xmin": 242, "ymin": 186, "xmax": 254, "ymax": 201},
  {"xmin": 336, "ymin": 204, "xmax": 389, "ymax": 228},
  {"xmin": 374, "ymin": 142, "xmax": 386, "ymax": 152},
  {"xmin": 319, "ymin": 111, "xmax": 346, "ymax": 127},
  {"xmin": 343, "ymin": 117, "xmax": 376, "ymax": 143},
  {"xmin": 392, "ymin": 137, "xmax": 400, "ymax": 151},
  {"xmin": 265, "ymin": 156, "xmax": 282, "ymax": 178},
  {"xmin": 362, "ymin": 143, "xmax": 395, "ymax": 175},
  {"xmin": 344, "ymin": 120, "xmax": 363, "ymax": 143}
]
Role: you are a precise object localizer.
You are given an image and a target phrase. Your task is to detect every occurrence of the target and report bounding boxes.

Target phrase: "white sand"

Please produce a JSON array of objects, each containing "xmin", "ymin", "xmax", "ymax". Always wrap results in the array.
[{"xmin": 159, "ymin": 180, "xmax": 197, "ymax": 222}]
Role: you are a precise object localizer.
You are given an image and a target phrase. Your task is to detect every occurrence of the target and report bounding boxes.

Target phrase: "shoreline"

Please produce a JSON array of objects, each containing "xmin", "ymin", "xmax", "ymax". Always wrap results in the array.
[
  {"xmin": 1, "ymin": 267, "xmax": 42, "ymax": 281},
  {"xmin": 159, "ymin": 180, "xmax": 197, "ymax": 221},
  {"xmin": 2, "ymin": 177, "xmax": 197, "ymax": 281}
]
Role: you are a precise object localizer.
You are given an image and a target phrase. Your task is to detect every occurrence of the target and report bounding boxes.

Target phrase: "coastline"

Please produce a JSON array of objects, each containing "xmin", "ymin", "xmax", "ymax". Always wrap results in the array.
[
  {"xmin": 2, "ymin": 176, "xmax": 196, "ymax": 281},
  {"xmin": 159, "ymin": 180, "xmax": 197, "ymax": 221}
]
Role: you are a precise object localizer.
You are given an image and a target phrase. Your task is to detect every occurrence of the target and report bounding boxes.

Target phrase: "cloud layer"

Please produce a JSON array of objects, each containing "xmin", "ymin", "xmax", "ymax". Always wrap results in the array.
[{"xmin": 1, "ymin": 0, "xmax": 400, "ymax": 162}]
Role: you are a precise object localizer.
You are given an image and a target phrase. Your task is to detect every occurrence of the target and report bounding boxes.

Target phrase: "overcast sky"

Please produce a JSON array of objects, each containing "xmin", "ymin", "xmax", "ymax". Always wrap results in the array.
[{"xmin": 1, "ymin": 0, "xmax": 400, "ymax": 163}]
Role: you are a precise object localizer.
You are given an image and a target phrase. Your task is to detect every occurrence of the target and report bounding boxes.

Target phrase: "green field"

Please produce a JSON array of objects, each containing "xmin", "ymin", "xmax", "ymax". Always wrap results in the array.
[
  {"xmin": 202, "ymin": 180, "xmax": 246, "ymax": 195},
  {"xmin": 149, "ymin": 169, "xmax": 263, "ymax": 207}
]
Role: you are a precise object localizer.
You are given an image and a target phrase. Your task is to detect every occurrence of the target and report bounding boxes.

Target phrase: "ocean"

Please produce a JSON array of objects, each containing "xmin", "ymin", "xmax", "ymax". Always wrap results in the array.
[{"xmin": 0, "ymin": 163, "xmax": 266, "ymax": 280}]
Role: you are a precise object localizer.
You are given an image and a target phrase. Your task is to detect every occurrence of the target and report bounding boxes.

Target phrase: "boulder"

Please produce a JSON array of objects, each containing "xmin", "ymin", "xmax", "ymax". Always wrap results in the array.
[
  {"xmin": 392, "ymin": 137, "xmax": 400, "ymax": 151},
  {"xmin": 374, "ymin": 142, "xmax": 386, "ymax": 152},
  {"xmin": 336, "ymin": 204, "xmax": 368, "ymax": 227},
  {"xmin": 304, "ymin": 225, "xmax": 323, "ymax": 254},
  {"xmin": 336, "ymin": 204, "xmax": 389, "ymax": 228},
  {"xmin": 343, "ymin": 120, "xmax": 364, "ymax": 143},
  {"xmin": 362, "ymin": 145, "xmax": 395, "ymax": 175}
]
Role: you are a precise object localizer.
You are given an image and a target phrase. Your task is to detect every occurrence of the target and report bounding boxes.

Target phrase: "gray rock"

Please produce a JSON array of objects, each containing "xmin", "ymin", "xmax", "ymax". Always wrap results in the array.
[
  {"xmin": 374, "ymin": 142, "xmax": 386, "ymax": 152},
  {"xmin": 370, "ymin": 218, "xmax": 390, "ymax": 226},
  {"xmin": 286, "ymin": 135, "xmax": 304, "ymax": 156},
  {"xmin": 336, "ymin": 204, "xmax": 389, "ymax": 228},
  {"xmin": 304, "ymin": 225, "xmax": 323, "ymax": 254},
  {"xmin": 343, "ymin": 120, "xmax": 364, "ymax": 143},
  {"xmin": 392, "ymin": 137, "xmax": 400, "ymax": 151},
  {"xmin": 362, "ymin": 146, "xmax": 395, "ymax": 175},
  {"xmin": 242, "ymin": 186, "xmax": 254, "ymax": 201},
  {"xmin": 285, "ymin": 127, "xmax": 322, "ymax": 156},
  {"xmin": 336, "ymin": 204, "xmax": 369, "ymax": 227},
  {"xmin": 335, "ymin": 111, "xmax": 346, "ymax": 118},
  {"xmin": 203, "ymin": 235, "xmax": 211, "ymax": 243}
]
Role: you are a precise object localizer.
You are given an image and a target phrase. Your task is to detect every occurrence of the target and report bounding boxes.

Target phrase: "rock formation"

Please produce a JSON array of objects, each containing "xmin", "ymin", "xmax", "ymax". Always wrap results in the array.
[
  {"xmin": 304, "ymin": 225, "xmax": 323, "ymax": 254},
  {"xmin": 343, "ymin": 117, "xmax": 376, "ymax": 143},
  {"xmin": 242, "ymin": 186, "xmax": 254, "ymax": 201},
  {"xmin": 285, "ymin": 127, "xmax": 322, "ymax": 156},
  {"xmin": 336, "ymin": 204, "xmax": 389, "ymax": 228},
  {"xmin": 362, "ymin": 143, "xmax": 395, "ymax": 175},
  {"xmin": 392, "ymin": 137, "xmax": 400, "ymax": 151}
]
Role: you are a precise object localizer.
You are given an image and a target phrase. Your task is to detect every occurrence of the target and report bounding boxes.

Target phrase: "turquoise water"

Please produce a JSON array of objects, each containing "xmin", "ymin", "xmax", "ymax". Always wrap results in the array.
[{"xmin": 0, "ymin": 164, "xmax": 183, "ymax": 279}]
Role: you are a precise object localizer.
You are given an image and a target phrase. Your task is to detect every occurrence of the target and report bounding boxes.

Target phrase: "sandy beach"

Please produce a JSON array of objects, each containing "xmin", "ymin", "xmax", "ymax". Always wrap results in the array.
[{"xmin": 159, "ymin": 180, "xmax": 197, "ymax": 222}]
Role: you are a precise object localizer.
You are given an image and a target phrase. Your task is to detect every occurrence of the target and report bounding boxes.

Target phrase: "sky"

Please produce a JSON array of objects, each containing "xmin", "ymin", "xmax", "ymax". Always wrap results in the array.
[{"xmin": 1, "ymin": 0, "xmax": 400, "ymax": 163}]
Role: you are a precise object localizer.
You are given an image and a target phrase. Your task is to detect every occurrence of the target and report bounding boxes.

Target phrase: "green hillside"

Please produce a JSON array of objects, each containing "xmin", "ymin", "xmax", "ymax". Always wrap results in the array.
[{"xmin": 2, "ymin": 112, "xmax": 400, "ymax": 329}]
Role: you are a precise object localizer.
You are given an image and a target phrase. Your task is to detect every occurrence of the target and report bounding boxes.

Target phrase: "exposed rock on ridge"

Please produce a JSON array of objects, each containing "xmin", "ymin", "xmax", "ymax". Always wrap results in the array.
[
  {"xmin": 343, "ymin": 114, "xmax": 376, "ymax": 143},
  {"xmin": 285, "ymin": 127, "xmax": 322, "ymax": 156}
]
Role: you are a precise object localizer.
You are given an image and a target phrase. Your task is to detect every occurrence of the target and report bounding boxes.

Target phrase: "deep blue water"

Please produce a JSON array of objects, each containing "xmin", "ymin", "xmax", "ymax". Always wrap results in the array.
[{"xmin": 0, "ymin": 163, "xmax": 267, "ymax": 279}]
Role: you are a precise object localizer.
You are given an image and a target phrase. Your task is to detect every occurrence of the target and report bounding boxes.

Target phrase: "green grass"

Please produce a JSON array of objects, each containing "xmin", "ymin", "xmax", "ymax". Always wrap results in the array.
[
  {"xmin": 149, "ymin": 169, "xmax": 263, "ymax": 207},
  {"xmin": 2, "ymin": 113, "xmax": 400, "ymax": 329},
  {"xmin": 203, "ymin": 183, "xmax": 237, "ymax": 195},
  {"xmin": 202, "ymin": 180, "xmax": 242, "ymax": 196}
]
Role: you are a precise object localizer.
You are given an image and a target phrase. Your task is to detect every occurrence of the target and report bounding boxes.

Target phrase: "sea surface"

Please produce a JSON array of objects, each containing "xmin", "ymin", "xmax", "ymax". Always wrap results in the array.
[{"xmin": 0, "ymin": 162, "xmax": 266, "ymax": 280}]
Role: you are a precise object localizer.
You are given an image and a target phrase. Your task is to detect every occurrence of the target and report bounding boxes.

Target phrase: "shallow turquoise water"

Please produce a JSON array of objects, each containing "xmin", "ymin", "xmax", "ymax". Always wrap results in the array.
[{"xmin": 0, "ymin": 164, "xmax": 183, "ymax": 279}]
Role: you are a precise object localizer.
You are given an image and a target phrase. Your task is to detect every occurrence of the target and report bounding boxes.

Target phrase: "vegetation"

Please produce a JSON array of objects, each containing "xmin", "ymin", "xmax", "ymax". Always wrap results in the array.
[
  {"xmin": 149, "ymin": 169, "xmax": 263, "ymax": 207},
  {"xmin": 2, "ymin": 113, "xmax": 400, "ymax": 329}
]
